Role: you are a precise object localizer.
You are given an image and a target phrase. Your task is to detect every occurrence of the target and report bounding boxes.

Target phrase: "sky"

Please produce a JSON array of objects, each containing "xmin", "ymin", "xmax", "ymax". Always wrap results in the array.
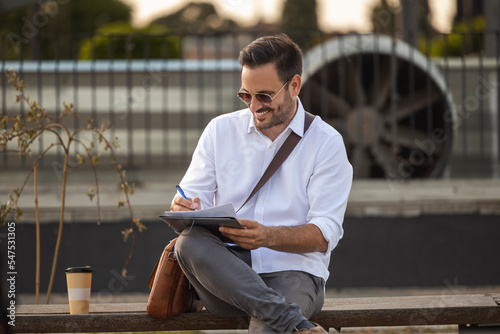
[{"xmin": 122, "ymin": 0, "xmax": 457, "ymax": 33}]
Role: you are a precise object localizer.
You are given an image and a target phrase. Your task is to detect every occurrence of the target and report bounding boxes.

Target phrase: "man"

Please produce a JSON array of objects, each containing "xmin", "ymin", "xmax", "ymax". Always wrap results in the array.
[{"xmin": 170, "ymin": 34, "xmax": 353, "ymax": 333}]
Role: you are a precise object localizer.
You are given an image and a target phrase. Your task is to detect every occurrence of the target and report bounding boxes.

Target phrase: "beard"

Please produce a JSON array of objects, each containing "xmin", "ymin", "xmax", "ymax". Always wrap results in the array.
[{"xmin": 254, "ymin": 91, "xmax": 296, "ymax": 131}]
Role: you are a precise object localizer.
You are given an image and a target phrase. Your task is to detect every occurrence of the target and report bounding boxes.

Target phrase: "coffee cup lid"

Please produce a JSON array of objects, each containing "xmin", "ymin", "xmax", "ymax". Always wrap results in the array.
[{"xmin": 65, "ymin": 266, "xmax": 93, "ymax": 273}]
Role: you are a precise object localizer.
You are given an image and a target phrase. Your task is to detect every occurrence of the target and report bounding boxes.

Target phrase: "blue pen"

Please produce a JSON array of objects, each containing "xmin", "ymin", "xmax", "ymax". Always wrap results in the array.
[{"xmin": 176, "ymin": 185, "xmax": 189, "ymax": 200}]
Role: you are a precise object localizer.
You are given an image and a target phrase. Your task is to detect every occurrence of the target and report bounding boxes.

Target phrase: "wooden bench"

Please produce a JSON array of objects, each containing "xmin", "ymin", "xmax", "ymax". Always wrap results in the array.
[{"xmin": 15, "ymin": 294, "xmax": 500, "ymax": 333}]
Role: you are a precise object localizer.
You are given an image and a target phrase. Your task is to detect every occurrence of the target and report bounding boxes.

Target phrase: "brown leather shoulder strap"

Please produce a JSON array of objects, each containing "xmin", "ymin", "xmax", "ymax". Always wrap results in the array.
[{"xmin": 236, "ymin": 112, "xmax": 315, "ymax": 213}]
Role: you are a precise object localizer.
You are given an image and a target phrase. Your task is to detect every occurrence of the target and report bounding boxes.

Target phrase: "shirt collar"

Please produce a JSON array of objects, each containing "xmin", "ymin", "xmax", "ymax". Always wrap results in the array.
[{"xmin": 246, "ymin": 97, "xmax": 306, "ymax": 137}]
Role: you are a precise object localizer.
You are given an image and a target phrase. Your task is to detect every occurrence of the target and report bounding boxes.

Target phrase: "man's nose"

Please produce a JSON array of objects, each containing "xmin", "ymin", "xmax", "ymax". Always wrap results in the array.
[{"xmin": 248, "ymin": 97, "xmax": 264, "ymax": 112}]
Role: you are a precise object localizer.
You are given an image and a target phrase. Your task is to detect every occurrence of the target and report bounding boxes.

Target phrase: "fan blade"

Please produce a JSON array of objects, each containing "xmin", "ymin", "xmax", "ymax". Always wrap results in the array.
[
  {"xmin": 345, "ymin": 59, "xmax": 366, "ymax": 106},
  {"xmin": 369, "ymin": 141, "xmax": 399, "ymax": 177},
  {"xmin": 381, "ymin": 126, "xmax": 437, "ymax": 151},
  {"xmin": 382, "ymin": 88, "xmax": 441, "ymax": 121},
  {"xmin": 308, "ymin": 79, "xmax": 351, "ymax": 117},
  {"xmin": 368, "ymin": 56, "xmax": 392, "ymax": 109}
]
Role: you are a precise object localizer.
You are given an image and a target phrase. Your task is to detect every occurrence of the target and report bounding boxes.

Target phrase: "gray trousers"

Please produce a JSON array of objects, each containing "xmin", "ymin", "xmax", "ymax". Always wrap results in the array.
[{"xmin": 175, "ymin": 226, "xmax": 325, "ymax": 334}]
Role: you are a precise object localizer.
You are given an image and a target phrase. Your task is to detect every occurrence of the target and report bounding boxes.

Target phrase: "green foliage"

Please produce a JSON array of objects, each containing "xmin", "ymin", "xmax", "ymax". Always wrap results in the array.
[
  {"xmin": 419, "ymin": 16, "xmax": 485, "ymax": 57},
  {"xmin": 370, "ymin": 0, "xmax": 399, "ymax": 35},
  {"xmin": 151, "ymin": 2, "xmax": 239, "ymax": 33},
  {"xmin": 281, "ymin": 0, "xmax": 320, "ymax": 50},
  {"xmin": 418, "ymin": 0, "xmax": 434, "ymax": 35},
  {"xmin": 0, "ymin": 0, "xmax": 132, "ymax": 60},
  {"xmin": 370, "ymin": 0, "xmax": 435, "ymax": 37},
  {"xmin": 61, "ymin": 0, "xmax": 132, "ymax": 34},
  {"xmin": 0, "ymin": 0, "xmax": 131, "ymax": 35},
  {"xmin": 87, "ymin": 185, "xmax": 96, "ymax": 202},
  {"xmin": 77, "ymin": 22, "xmax": 181, "ymax": 60},
  {"xmin": 282, "ymin": 0, "xmax": 319, "ymax": 31}
]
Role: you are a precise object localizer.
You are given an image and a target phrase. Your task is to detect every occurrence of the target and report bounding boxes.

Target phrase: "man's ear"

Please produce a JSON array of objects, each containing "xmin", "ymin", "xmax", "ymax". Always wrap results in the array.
[{"xmin": 289, "ymin": 74, "xmax": 301, "ymax": 96}]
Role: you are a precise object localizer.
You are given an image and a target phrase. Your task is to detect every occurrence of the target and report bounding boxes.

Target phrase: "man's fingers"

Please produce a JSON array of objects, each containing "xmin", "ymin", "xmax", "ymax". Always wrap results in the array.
[
  {"xmin": 171, "ymin": 196, "xmax": 194, "ymax": 211},
  {"xmin": 190, "ymin": 197, "xmax": 201, "ymax": 210},
  {"xmin": 220, "ymin": 225, "xmax": 262, "ymax": 250}
]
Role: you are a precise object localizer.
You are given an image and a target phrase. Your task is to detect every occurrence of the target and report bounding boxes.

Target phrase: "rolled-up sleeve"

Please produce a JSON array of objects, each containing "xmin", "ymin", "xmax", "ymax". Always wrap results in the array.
[{"xmin": 307, "ymin": 133, "xmax": 353, "ymax": 253}]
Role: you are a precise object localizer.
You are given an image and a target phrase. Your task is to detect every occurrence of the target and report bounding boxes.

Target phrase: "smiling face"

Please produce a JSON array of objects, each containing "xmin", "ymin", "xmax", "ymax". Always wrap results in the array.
[{"xmin": 240, "ymin": 63, "xmax": 301, "ymax": 141}]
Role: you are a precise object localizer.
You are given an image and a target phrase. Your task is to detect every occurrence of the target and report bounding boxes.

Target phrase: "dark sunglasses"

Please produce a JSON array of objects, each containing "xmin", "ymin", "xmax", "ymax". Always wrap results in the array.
[{"xmin": 237, "ymin": 79, "xmax": 291, "ymax": 106}]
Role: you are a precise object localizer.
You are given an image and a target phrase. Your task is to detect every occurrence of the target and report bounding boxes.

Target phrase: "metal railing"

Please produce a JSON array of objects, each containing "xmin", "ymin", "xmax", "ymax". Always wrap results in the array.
[{"xmin": 1, "ymin": 31, "xmax": 499, "ymax": 179}]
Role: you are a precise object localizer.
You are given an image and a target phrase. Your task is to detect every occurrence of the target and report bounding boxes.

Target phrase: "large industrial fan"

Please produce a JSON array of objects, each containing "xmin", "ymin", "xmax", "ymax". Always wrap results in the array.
[{"xmin": 301, "ymin": 35, "xmax": 457, "ymax": 179}]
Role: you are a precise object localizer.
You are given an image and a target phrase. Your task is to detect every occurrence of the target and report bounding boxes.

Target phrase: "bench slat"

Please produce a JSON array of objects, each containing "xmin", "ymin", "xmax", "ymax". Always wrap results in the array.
[
  {"xmin": 16, "ymin": 311, "xmax": 249, "ymax": 333},
  {"xmin": 17, "ymin": 294, "xmax": 498, "ymax": 314},
  {"xmin": 17, "ymin": 303, "xmax": 146, "ymax": 315},
  {"xmin": 492, "ymin": 293, "xmax": 500, "ymax": 306},
  {"xmin": 15, "ymin": 294, "xmax": 500, "ymax": 333},
  {"xmin": 321, "ymin": 294, "xmax": 499, "ymax": 310}
]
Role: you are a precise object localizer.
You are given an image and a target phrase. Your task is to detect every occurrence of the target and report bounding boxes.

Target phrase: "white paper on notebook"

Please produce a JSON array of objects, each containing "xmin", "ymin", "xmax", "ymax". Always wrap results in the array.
[{"xmin": 163, "ymin": 202, "xmax": 236, "ymax": 218}]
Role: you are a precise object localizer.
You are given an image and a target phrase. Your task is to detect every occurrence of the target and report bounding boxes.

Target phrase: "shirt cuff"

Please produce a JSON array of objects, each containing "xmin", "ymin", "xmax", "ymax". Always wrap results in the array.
[{"xmin": 308, "ymin": 218, "xmax": 343, "ymax": 253}]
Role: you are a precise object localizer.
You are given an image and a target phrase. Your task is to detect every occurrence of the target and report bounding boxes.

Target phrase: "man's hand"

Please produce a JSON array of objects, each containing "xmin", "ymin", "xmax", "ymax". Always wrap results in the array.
[
  {"xmin": 170, "ymin": 196, "xmax": 200, "ymax": 211},
  {"xmin": 220, "ymin": 219, "xmax": 328, "ymax": 253},
  {"xmin": 219, "ymin": 219, "xmax": 270, "ymax": 250}
]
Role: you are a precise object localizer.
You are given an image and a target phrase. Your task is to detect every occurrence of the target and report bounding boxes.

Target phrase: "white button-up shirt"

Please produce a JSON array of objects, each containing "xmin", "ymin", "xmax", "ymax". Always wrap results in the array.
[{"xmin": 176, "ymin": 98, "xmax": 353, "ymax": 282}]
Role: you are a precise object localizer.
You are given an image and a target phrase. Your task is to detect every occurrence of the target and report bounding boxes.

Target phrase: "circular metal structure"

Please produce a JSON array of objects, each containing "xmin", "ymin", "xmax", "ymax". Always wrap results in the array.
[{"xmin": 301, "ymin": 35, "xmax": 457, "ymax": 179}]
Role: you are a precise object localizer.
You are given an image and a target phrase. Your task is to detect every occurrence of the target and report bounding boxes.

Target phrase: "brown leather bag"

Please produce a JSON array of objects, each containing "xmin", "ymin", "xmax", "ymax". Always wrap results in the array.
[{"xmin": 147, "ymin": 238, "xmax": 202, "ymax": 318}]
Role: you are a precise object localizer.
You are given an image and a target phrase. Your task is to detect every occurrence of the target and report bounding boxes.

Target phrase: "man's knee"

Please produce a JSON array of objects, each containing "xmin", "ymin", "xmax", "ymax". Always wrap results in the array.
[{"xmin": 175, "ymin": 226, "xmax": 218, "ymax": 263}]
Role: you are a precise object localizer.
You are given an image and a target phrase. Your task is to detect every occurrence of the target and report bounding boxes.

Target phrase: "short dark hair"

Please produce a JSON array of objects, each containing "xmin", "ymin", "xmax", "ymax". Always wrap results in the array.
[{"xmin": 238, "ymin": 34, "xmax": 303, "ymax": 84}]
